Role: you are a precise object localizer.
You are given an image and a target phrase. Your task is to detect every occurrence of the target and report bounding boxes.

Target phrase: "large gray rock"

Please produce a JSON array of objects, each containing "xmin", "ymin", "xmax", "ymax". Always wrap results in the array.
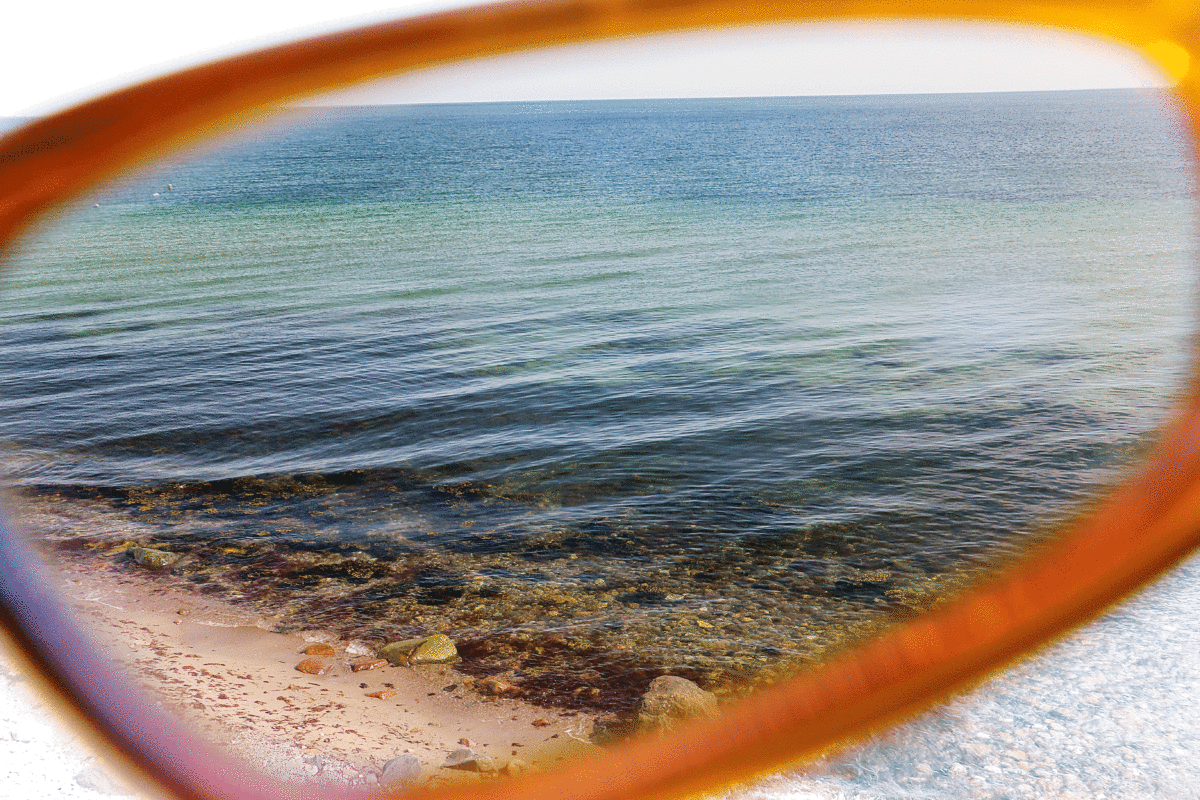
[
  {"xmin": 381, "ymin": 754, "xmax": 422, "ymax": 787},
  {"xmin": 635, "ymin": 675, "xmax": 718, "ymax": 733}
]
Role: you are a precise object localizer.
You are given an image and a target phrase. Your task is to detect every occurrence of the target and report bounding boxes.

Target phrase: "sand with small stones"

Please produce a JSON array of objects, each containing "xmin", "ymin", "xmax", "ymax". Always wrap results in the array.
[{"xmin": 35, "ymin": 553, "xmax": 603, "ymax": 791}]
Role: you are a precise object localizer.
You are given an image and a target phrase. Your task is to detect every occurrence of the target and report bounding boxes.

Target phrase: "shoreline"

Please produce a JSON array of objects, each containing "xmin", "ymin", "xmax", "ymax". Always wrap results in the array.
[
  {"xmin": 11, "ymin": 488, "xmax": 1200, "ymax": 798},
  {"xmin": 39, "ymin": 547, "xmax": 603, "ymax": 790},
  {"xmin": 13, "ymin": 552, "xmax": 1200, "ymax": 799},
  {"xmin": 10, "ymin": 482, "xmax": 977, "ymax": 718}
]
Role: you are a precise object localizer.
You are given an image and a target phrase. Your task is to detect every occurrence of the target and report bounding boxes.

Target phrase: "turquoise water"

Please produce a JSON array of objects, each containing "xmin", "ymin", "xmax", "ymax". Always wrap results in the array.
[{"xmin": 1, "ymin": 90, "xmax": 1194, "ymax": 709}]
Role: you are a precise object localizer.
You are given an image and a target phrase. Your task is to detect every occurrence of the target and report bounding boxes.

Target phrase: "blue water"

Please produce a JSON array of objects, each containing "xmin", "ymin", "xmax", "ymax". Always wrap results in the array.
[{"xmin": 0, "ymin": 90, "xmax": 1194, "ymax": 710}]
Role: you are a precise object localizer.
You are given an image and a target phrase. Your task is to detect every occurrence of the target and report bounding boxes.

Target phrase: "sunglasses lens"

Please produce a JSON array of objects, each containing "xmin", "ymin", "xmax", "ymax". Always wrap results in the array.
[{"xmin": 1, "ymin": 21, "xmax": 1195, "ymax": 797}]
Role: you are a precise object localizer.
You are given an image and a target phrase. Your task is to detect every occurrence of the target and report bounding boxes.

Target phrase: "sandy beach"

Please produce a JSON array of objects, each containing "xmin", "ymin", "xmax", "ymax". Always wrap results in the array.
[
  {"xmin": 10, "ymin": 536, "xmax": 1200, "ymax": 800},
  {"xmin": 20, "ymin": 545, "xmax": 603, "ymax": 793}
]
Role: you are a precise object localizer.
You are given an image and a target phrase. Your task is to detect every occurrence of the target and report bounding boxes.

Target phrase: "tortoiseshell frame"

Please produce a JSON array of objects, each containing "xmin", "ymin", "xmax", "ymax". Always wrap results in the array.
[{"xmin": 1, "ymin": 2, "xmax": 1199, "ymax": 799}]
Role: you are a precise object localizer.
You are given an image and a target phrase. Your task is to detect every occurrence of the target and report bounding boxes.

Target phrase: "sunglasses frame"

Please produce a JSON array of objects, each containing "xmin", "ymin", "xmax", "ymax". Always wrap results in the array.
[{"xmin": 2, "ymin": 2, "xmax": 1199, "ymax": 799}]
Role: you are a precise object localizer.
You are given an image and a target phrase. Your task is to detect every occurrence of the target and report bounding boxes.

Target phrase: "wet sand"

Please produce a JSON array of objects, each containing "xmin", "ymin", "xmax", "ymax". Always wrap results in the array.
[{"xmin": 39, "ymin": 553, "xmax": 603, "ymax": 791}]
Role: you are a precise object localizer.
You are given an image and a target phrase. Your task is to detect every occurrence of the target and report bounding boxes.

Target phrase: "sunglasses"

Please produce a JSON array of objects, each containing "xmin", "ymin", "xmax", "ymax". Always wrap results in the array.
[{"xmin": 1, "ymin": 1, "xmax": 1198, "ymax": 799}]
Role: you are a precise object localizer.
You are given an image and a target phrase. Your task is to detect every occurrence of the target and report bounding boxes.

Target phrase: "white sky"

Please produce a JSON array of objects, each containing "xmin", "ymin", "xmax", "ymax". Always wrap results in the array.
[{"xmin": 2, "ymin": 0, "xmax": 1171, "ymax": 118}]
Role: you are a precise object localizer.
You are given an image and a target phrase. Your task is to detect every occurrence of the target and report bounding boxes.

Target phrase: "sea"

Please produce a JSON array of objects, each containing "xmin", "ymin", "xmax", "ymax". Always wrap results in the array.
[{"xmin": 1, "ymin": 88, "xmax": 1197, "ymax": 797}]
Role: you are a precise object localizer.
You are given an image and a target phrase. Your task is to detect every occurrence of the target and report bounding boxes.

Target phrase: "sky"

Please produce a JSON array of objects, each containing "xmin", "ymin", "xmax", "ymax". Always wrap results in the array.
[{"xmin": 2, "ymin": 0, "xmax": 1171, "ymax": 117}]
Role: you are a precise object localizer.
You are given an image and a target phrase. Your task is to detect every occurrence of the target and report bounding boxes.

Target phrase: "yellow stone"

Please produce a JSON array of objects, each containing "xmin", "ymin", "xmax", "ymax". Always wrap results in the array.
[
  {"xmin": 377, "ymin": 633, "xmax": 458, "ymax": 666},
  {"xmin": 129, "ymin": 547, "xmax": 179, "ymax": 569}
]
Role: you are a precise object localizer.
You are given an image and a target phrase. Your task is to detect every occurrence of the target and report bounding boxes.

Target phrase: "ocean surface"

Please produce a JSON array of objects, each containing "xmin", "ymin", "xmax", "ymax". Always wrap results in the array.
[{"xmin": 0, "ymin": 90, "xmax": 1195, "ymax": 726}]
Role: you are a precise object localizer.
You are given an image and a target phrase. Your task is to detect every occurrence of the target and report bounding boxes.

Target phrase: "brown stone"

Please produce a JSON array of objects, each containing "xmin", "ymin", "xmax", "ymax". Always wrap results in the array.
[
  {"xmin": 366, "ymin": 690, "xmax": 396, "ymax": 699},
  {"xmin": 351, "ymin": 659, "xmax": 388, "ymax": 672},
  {"xmin": 302, "ymin": 643, "xmax": 336, "ymax": 656},
  {"xmin": 295, "ymin": 658, "xmax": 332, "ymax": 676},
  {"xmin": 531, "ymin": 718, "xmax": 551, "ymax": 728}
]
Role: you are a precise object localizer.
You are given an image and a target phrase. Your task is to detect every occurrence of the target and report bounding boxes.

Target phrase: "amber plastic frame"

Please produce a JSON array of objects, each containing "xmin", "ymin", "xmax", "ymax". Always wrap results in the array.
[{"xmin": 1, "ymin": 1, "xmax": 1199, "ymax": 799}]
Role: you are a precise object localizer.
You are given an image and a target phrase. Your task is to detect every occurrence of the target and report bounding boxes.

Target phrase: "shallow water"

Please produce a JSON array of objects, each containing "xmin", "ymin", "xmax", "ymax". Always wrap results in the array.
[{"xmin": 1, "ymin": 89, "xmax": 1195, "ymax": 709}]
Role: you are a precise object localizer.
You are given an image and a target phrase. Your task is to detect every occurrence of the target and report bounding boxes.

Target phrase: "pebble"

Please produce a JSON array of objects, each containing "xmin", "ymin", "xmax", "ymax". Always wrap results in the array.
[
  {"xmin": 443, "ymin": 748, "xmax": 495, "ymax": 773},
  {"xmin": 350, "ymin": 659, "xmax": 387, "ymax": 672},
  {"xmin": 365, "ymin": 690, "xmax": 396, "ymax": 700},
  {"xmin": 302, "ymin": 643, "xmax": 336, "ymax": 656}
]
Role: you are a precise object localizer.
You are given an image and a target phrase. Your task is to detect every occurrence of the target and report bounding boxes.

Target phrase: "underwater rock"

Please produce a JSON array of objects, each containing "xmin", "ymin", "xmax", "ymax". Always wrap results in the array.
[
  {"xmin": 635, "ymin": 675, "xmax": 718, "ymax": 733},
  {"xmin": 502, "ymin": 758, "xmax": 532, "ymax": 777},
  {"xmin": 590, "ymin": 712, "xmax": 635, "ymax": 743},
  {"xmin": 128, "ymin": 547, "xmax": 180, "ymax": 570},
  {"xmin": 478, "ymin": 676, "xmax": 520, "ymax": 696},
  {"xmin": 302, "ymin": 643, "xmax": 336, "ymax": 656},
  {"xmin": 378, "ymin": 633, "xmax": 458, "ymax": 666},
  {"xmin": 573, "ymin": 685, "xmax": 602, "ymax": 701}
]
